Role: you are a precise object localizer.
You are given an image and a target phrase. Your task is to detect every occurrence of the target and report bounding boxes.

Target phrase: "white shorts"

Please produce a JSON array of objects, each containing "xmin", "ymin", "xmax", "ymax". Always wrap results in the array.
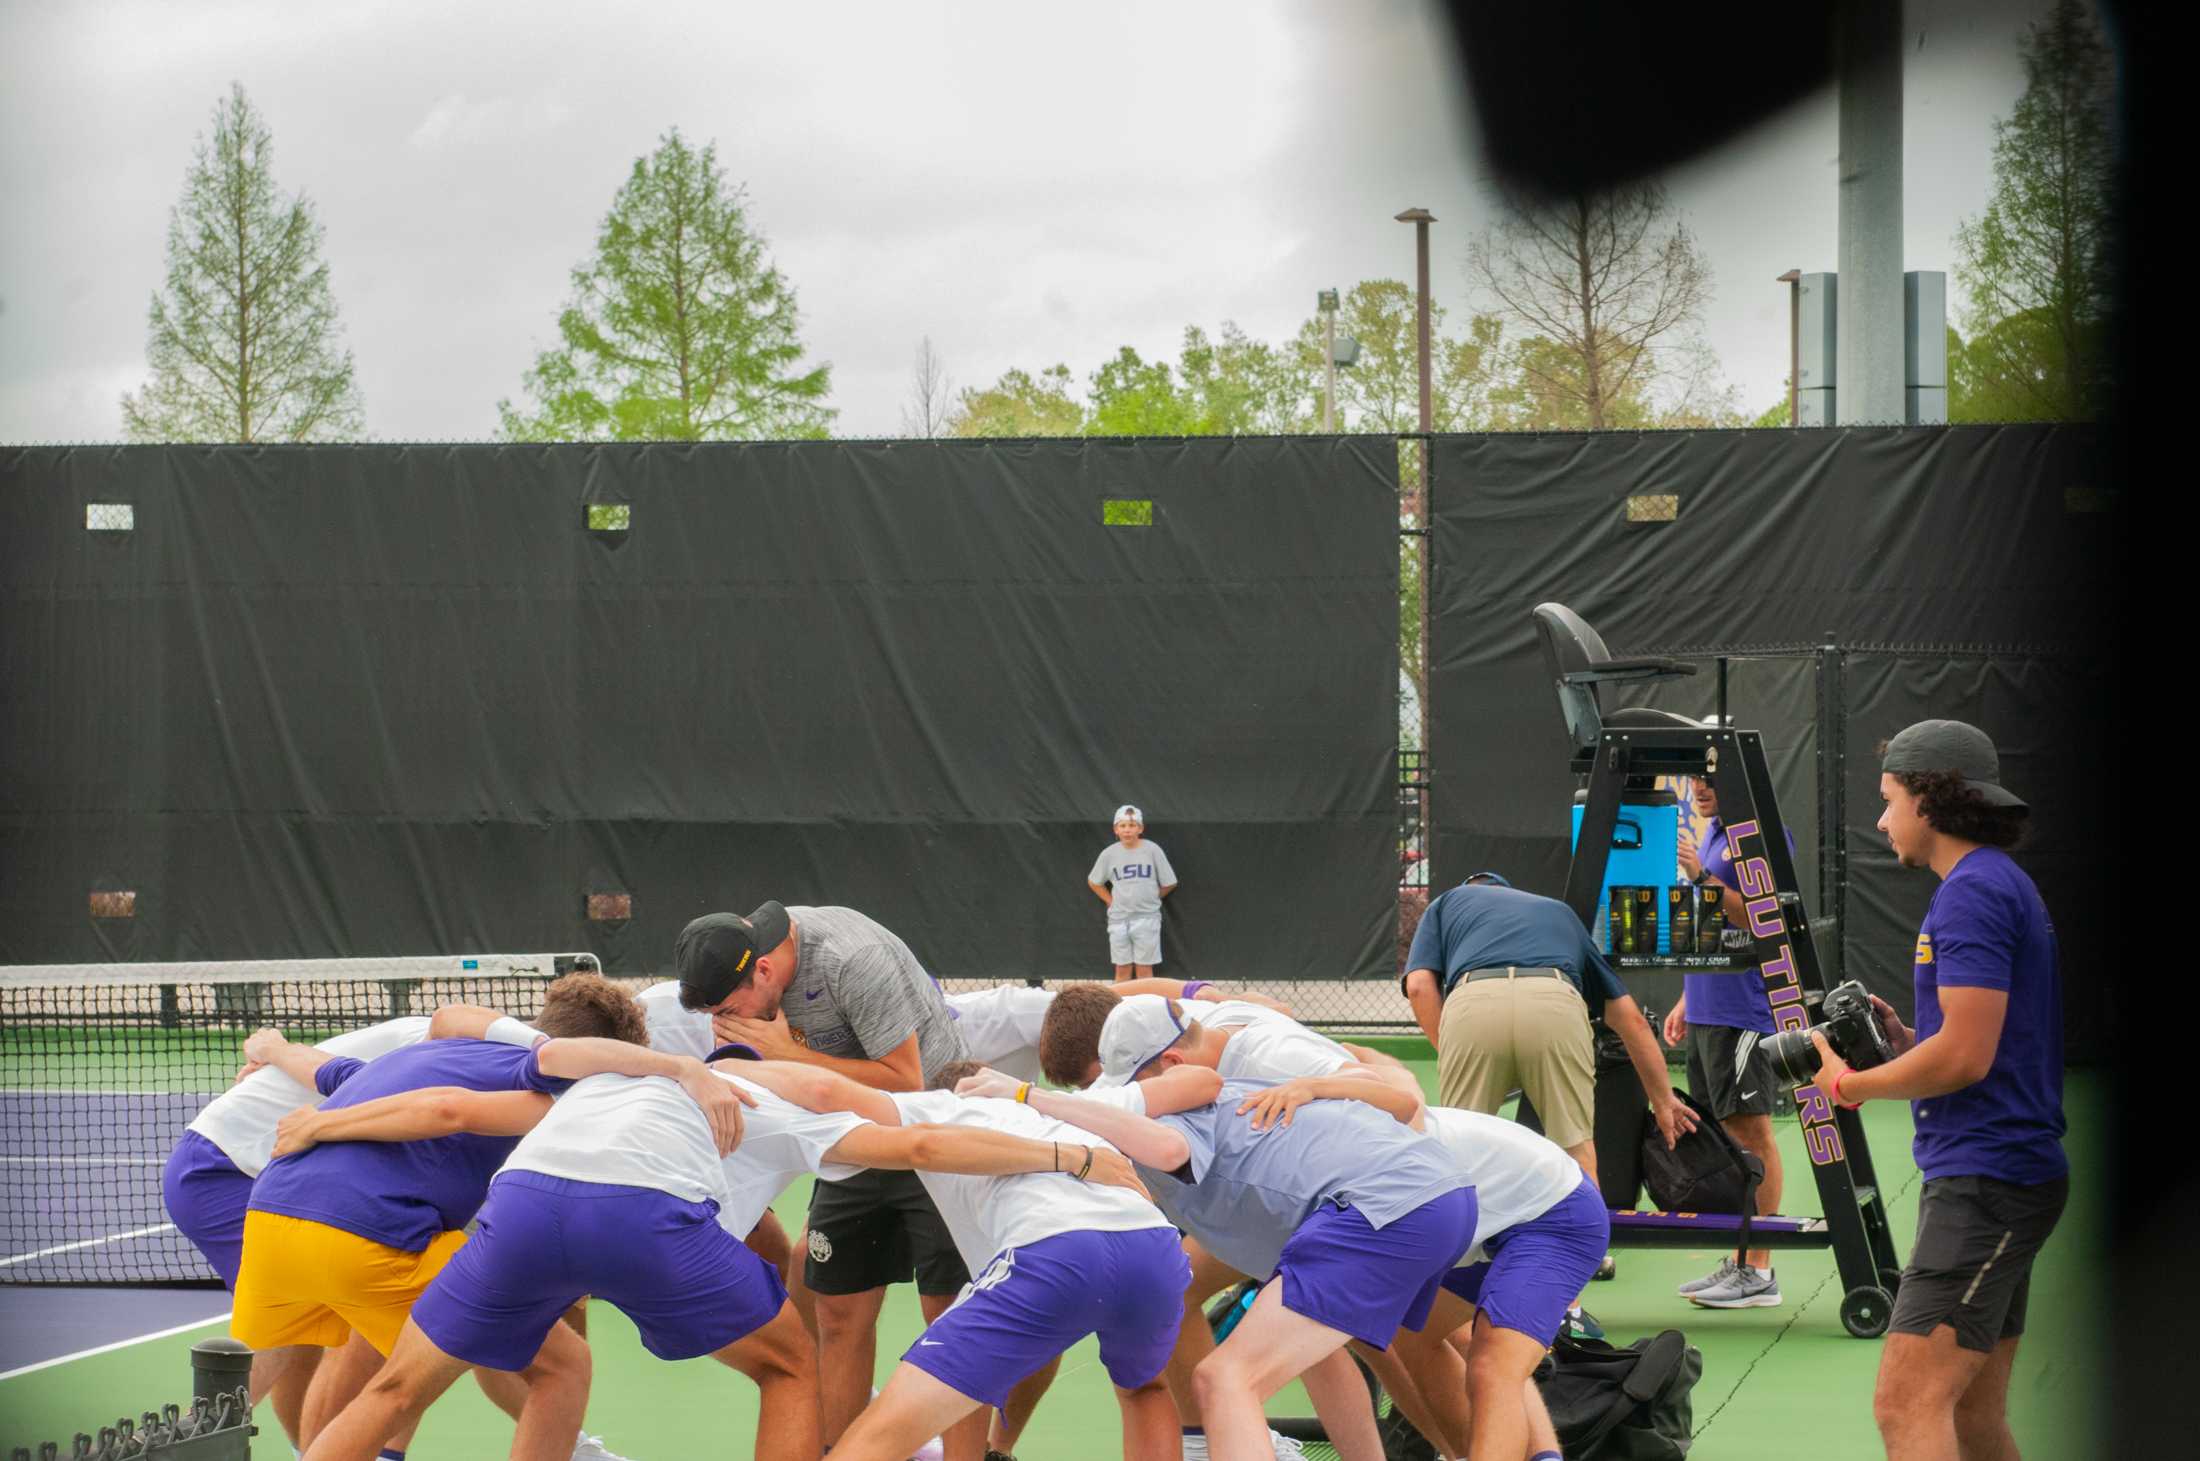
[{"xmin": 1108, "ymin": 912, "xmax": 1162, "ymax": 966}]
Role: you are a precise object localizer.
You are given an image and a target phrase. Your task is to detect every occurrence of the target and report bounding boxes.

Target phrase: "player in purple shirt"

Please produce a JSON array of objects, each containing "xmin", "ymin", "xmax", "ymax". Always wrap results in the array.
[
  {"xmin": 1663, "ymin": 779, "xmax": 1791, "ymax": 1307},
  {"xmin": 230, "ymin": 975, "xmax": 744, "ymax": 1458},
  {"xmin": 1807, "ymin": 721, "xmax": 2065, "ymax": 1461}
]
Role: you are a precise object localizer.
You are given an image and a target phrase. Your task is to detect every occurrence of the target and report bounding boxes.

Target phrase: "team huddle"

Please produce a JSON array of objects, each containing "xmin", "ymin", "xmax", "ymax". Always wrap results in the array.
[{"xmin": 162, "ymin": 901, "xmax": 1605, "ymax": 1461}]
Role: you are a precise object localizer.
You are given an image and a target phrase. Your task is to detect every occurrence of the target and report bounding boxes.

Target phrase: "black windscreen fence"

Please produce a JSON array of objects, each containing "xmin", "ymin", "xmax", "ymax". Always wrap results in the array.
[
  {"xmin": 1427, "ymin": 424, "xmax": 2115, "ymax": 1057},
  {"xmin": 1, "ymin": 438, "xmax": 1402, "ymax": 982}
]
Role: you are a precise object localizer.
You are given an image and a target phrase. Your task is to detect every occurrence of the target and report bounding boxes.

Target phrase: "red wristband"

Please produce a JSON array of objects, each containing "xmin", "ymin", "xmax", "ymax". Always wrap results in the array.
[{"xmin": 1832, "ymin": 1071, "xmax": 1861, "ymax": 1109}]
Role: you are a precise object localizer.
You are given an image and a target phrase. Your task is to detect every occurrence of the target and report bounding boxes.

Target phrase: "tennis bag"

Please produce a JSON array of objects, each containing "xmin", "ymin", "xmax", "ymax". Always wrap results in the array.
[
  {"xmin": 1640, "ymin": 1087, "xmax": 1763, "ymax": 1249},
  {"xmin": 1535, "ymin": 1328, "xmax": 1703, "ymax": 1460}
]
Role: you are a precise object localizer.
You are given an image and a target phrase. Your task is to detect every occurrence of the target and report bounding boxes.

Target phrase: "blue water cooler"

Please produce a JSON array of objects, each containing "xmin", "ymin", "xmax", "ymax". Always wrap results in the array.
[{"xmin": 1570, "ymin": 789, "xmax": 1680, "ymax": 954}]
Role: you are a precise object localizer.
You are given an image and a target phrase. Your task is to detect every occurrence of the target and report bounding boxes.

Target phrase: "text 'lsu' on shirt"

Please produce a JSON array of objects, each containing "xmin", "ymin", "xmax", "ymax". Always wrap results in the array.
[
  {"xmin": 1421, "ymin": 1107, "xmax": 1583, "ymax": 1262},
  {"xmin": 185, "ymin": 1014, "xmax": 538, "ymax": 1177},
  {"xmin": 1909, "ymin": 846, "xmax": 2066, "ymax": 1185},
  {"xmin": 888, "ymin": 1090, "xmax": 1171, "ymax": 1275},
  {"xmin": 502, "ymin": 1069, "xmax": 867, "ymax": 1238},
  {"xmin": 1089, "ymin": 842, "xmax": 1176, "ymax": 918},
  {"xmin": 249, "ymin": 1038, "xmax": 570, "ymax": 1252},
  {"xmin": 1145, "ymin": 1081, "xmax": 1465, "ymax": 1282}
]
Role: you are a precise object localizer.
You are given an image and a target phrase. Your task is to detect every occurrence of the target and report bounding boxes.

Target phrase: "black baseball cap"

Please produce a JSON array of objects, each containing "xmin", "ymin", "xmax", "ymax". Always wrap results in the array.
[
  {"xmin": 674, "ymin": 903, "xmax": 792, "ymax": 1007},
  {"xmin": 1881, "ymin": 720, "xmax": 2026, "ymax": 809}
]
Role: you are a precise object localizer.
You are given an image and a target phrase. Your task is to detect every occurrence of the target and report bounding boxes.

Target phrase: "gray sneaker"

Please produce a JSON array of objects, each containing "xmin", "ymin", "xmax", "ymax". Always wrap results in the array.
[
  {"xmin": 1676, "ymin": 1256, "xmax": 1739, "ymax": 1297},
  {"xmin": 1689, "ymin": 1263, "xmax": 1782, "ymax": 1309}
]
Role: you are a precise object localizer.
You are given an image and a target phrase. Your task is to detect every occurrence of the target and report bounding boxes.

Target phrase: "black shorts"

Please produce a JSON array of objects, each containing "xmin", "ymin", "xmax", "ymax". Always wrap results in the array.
[
  {"xmin": 1684, "ymin": 1022, "xmax": 1780, "ymax": 1120},
  {"xmin": 1890, "ymin": 1173, "xmax": 2068, "ymax": 1353},
  {"xmin": 803, "ymin": 1166, "xmax": 971, "ymax": 1297}
]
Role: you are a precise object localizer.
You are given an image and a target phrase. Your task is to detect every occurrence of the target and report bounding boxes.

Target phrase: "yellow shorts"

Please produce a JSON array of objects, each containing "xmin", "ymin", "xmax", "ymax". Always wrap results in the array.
[{"xmin": 230, "ymin": 1210, "xmax": 467, "ymax": 1355}]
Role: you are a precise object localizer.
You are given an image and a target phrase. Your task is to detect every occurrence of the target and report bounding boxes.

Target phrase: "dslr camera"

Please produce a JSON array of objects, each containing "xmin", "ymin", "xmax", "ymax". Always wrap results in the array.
[{"xmin": 1738, "ymin": 980, "xmax": 1899, "ymax": 1086}]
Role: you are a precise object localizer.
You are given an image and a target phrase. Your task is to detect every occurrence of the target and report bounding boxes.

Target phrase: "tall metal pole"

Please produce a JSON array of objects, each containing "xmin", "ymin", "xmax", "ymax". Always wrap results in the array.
[
  {"xmin": 1323, "ymin": 299, "xmax": 1337, "ymax": 432},
  {"xmin": 1835, "ymin": 0, "xmax": 1904, "ymax": 424},
  {"xmin": 1396, "ymin": 208, "xmax": 1437, "ymax": 863},
  {"xmin": 1778, "ymin": 269, "xmax": 1801, "ymax": 426}
]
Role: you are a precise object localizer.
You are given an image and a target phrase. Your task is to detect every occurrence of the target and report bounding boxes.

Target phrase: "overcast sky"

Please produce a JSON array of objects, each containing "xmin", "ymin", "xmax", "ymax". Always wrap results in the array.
[{"xmin": 0, "ymin": 0, "xmax": 2053, "ymax": 442}]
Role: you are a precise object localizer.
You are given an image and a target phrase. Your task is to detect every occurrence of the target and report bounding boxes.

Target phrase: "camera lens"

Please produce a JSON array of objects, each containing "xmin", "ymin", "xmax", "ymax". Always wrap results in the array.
[{"xmin": 1744, "ymin": 1027, "xmax": 1822, "ymax": 1086}]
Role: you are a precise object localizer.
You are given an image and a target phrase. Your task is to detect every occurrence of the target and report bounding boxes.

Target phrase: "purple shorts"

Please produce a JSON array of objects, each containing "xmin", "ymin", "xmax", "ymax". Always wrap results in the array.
[
  {"xmin": 412, "ymin": 1171, "xmax": 788, "ymax": 1370},
  {"xmin": 1442, "ymin": 1177, "xmax": 1610, "ymax": 1345},
  {"xmin": 904, "ymin": 1226, "xmax": 1189, "ymax": 1408},
  {"xmin": 162, "ymin": 1131, "xmax": 252, "ymax": 1289},
  {"xmin": 1274, "ymin": 1187, "xmax": 1475, "ymax": 1349}
]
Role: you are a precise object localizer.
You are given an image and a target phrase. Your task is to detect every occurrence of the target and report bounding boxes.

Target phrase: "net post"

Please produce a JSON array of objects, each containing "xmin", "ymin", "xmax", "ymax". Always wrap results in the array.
[{"xmin": 191, "ymin": 1335, "xmax": 252, "ymax": 1407}]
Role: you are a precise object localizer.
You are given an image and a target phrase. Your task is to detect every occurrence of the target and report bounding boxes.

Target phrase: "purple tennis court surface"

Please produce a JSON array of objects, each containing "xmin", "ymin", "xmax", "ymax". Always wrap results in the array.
[{"xmin": 1, "ymin": 1091, "xmax": 223, "ymax": 1285}]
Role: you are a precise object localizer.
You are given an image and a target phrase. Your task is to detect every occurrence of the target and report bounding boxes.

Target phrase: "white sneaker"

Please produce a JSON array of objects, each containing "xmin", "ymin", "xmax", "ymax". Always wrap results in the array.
[
  {"xmin": 1268, "ymin": 1431, "xmax": 1310, "ymax": 1460},
  {"xmin": 907, "ymin": 1438, "xmax": 944, "ymax": 1461},
  {"xmin": 571, "ymin": 1436, "xmax": 632, "ymax": 1461}
]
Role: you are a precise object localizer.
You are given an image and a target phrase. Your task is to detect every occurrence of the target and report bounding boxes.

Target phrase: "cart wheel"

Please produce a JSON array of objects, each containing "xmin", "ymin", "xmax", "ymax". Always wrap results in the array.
[
  {"xmin": 1878, "ymin": 1265, "xmax": 1904, "ymax": 1298},
  {"xmin": 1841, "ymin": 1285, "xmax": 1894, "ymax": 1338}
]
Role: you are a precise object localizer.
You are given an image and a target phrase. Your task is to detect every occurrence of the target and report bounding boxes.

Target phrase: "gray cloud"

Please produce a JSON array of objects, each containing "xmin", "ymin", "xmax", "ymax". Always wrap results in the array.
[{"xmin": 0, "ymin": 0, "xmax": 2052, "ymax": 441}]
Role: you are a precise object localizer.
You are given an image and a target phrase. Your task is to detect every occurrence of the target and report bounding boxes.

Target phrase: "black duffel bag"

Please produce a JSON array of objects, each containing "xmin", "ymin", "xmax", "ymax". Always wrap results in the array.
[
  {"xmin": 1639, "ymin": 1087, "xmax": 1764, "ymax": 1256},
  {"xmin": 1536, "ymin": 1328, "xmax": 1703, "ymax": 1459}
]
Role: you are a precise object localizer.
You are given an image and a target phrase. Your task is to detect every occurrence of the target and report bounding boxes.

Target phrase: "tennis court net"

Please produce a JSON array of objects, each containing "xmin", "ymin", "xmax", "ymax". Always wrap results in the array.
[{"xmin": 0, "ymin": 954, "xmax": 605, "ymax": 1286}]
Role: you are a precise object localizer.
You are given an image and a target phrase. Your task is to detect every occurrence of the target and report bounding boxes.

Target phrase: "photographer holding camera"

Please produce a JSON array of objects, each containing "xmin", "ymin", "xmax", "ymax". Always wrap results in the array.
[{"xmin": 1806, "ymin": 722, "xmax": 2066, "ymax": 1461}]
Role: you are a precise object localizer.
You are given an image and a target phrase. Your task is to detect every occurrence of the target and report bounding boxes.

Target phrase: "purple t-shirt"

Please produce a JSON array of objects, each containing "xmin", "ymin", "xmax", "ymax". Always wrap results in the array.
[
  {"xmin": 249, "ymin": 1038, "xmax": 570, "ymax": 1251},
  {"xmin": 1681, "ymin": 820, "xmax": 1779, "ymax": 1034},
  {"xmin": 1910, "ymin": 847, "xmax": 2066, "ymax": 1184}
]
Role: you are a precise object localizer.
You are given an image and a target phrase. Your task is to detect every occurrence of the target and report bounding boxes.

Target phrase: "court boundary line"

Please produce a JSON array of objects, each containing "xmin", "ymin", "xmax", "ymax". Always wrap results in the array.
[{"xmin": 0, "ymin": 1311, "xmax": 232, "ymax": 1382}]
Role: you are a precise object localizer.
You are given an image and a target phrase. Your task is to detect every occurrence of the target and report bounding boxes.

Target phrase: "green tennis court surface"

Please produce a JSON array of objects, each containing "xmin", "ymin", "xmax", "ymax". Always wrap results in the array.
[{"xmin": 0, "ymin": 1062, "xmax": 2104, "ymax": 1460}]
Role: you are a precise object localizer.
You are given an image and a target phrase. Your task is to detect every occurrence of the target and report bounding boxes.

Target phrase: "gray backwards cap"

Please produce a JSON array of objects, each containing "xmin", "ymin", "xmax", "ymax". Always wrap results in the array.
[{"xmin": 1881, "ymin": 720, "xmax": 2025, "ymax": 810}]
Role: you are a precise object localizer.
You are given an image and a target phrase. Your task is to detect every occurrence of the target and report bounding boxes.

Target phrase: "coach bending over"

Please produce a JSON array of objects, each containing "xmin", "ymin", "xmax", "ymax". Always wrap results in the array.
[{"xmin": 1401, "ymin": 872, "xmax": 1694, "ymax": 1188}]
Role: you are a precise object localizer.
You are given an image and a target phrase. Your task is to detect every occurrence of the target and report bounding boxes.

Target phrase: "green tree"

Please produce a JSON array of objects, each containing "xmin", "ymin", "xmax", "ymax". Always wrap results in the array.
[
  {"xmin": 500, "ymin": 130, "xmax": 832, "ymax": 440},
  {"xmin": 1085, "ymin": 346, "xmax": 1202, "ymax": 435},
  {"xmin": 1747, "ymin": 397, "xmax": 1790, "ymax": 428},
  {"xmin": 1950, "ymin": 0, "xmax": 2114, "ymax": 421},
  {"xmin": 1178, "ymin": 322, "xmax": 1317, "ymax": 433},
  {"xmin": 1469, "ymin": 182, "xmax": 1714, "ymax": 429},
  {"xmin": 945, "ymin": 365, "xmax": 1083, "ymax": 437},
  {"xmin": 121, "ymin": 84, "xmax": 363, "ymax": 442}
]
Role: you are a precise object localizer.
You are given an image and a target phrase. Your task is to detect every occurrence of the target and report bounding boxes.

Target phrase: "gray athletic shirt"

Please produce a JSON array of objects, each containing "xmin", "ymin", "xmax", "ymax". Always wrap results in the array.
[
  {"xmin": 1089, "ymin": 841, "xmax": 1177, "ymax": 917},
  {"xmin": 781, "ymin": 905, "xmax": 968, "ymax": 1084},
  {"xmin": 1141, "ymin": 1079, "xmax": 1467, "ymax": 1280}
]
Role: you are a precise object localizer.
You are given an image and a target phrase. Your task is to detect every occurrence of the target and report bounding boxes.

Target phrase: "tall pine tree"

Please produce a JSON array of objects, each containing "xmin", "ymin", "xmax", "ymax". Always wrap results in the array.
[
  {"xmin": 1951, "ymin": 0, "xmax": 2116, "ymax": 421},
  {"xmin": 122, "ymin": 84, "xmax": 363, "ymax": 442},
  {"xmin": 500, "ymin": 131, "xmax": 833, "ymax": 441}
]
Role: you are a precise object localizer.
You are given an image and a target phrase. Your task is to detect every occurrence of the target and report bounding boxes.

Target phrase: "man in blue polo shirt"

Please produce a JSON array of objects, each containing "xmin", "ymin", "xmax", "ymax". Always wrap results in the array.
[
  {"xmin": 1808, "ymin": 721, "xmax": 2064, "ymax": 1461},
  {"xmin": 1402, "ymin": 874, "xmax": 1694, "ymax": 1185}
]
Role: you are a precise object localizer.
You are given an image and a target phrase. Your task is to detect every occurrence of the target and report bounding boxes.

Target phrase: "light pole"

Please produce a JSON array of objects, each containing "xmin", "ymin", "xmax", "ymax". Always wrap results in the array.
[
  {"xmin": 1319, "ymin": 289, "xmax": 1340, "ymax": 432},
  {"xmin": 1777, "ymin": 269, "xmax": 1801, "ymax": 426},
  {"xmin": 1395, "ymin": 209, "xmax": 1436, "ymax": 438},
  {"xmin": 1396, "ymin": 207, "xmax": 1436, "ymax": 847}
]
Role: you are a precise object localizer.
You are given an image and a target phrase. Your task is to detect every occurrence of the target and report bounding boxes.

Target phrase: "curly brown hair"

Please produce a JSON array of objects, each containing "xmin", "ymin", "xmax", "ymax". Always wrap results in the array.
[
  {"xmin": 930, "ymin": 1058, "xmax": 989, "ymax": 1092},
  {"xmin": 534, "ymin": 972, "xmax": 649, "ymax": 1044},
  {"xmin": 1039, "ymin": 984, "xmax": 1122, "ymax": 1088},
  {"xmin": 1881, "ymin": 759, "xmax": 2030, "ymax": 850}
]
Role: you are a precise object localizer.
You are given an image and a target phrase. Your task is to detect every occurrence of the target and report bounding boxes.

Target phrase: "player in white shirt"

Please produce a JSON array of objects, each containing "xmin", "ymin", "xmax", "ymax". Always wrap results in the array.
[
  {"xmin": 737, "ymin": 1055, "xmax": 1211, "ymax": 1461},
  {"xmin": 1131, "ymin": 995, "xmax": 1589, "ymax": 1461},
  {"xmin": 276, "ymin": 1045, "xmax": 1145, "ymax": 1461},
  {"xmin": 159, "ymin": 1007, "xmax": 542, "ymax": 1455}
]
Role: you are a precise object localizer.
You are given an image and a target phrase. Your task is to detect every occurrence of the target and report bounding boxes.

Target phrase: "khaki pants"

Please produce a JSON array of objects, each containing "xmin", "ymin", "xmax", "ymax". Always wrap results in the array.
[{"xmin": 1436, "ymin": 970, "xmax": 1597, "ymax": 1150}]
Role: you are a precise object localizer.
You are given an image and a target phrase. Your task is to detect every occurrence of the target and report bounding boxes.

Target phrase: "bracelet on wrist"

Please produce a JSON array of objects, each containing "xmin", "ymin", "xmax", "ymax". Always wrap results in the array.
[
  {"xmin": 1015, "ymin": 1081, "xmax": 1032, "ymax": 1105},
  {"xmin": 1832, "ymin": 1070, "xmax": 1860, "ymax": 1109},
  {"xmin": 1051, "ymin": 1141, "xmax": 1060, "ymax": 1172},
  {"xmin": 1181, "ymin": 980, "xmax": 1210, "ymax": 999},
  {"xmin": 1076, "ymin": 1146, "xmax": 1096, "ymax": 1180}
]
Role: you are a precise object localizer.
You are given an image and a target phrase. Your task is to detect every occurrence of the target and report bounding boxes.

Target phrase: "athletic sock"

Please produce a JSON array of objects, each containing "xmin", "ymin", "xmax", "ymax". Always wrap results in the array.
[
  {"xmin": 378, "ymin": 1450, "xmax": 406, "ymax": 1461},
  {"xmin": 1181, "ymin": 1427, "xmax": 1205, "ymax": 1437},
  {"xmin": 1530, "ymin": 1451, "xmax": 1562, "ymax": 1461}
]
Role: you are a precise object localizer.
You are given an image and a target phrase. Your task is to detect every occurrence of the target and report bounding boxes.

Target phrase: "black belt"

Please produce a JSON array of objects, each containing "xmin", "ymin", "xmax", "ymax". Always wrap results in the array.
[{"xmin": 1463, "ymin": 966, "xmax": 1563, "ymax": 983}]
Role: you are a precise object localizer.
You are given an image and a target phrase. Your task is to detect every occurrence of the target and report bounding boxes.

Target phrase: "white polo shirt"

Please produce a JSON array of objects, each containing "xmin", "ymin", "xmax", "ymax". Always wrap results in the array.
[{"xmin": 185, "ymin": 1013, "xmax": 537, "ymax": 1176}]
